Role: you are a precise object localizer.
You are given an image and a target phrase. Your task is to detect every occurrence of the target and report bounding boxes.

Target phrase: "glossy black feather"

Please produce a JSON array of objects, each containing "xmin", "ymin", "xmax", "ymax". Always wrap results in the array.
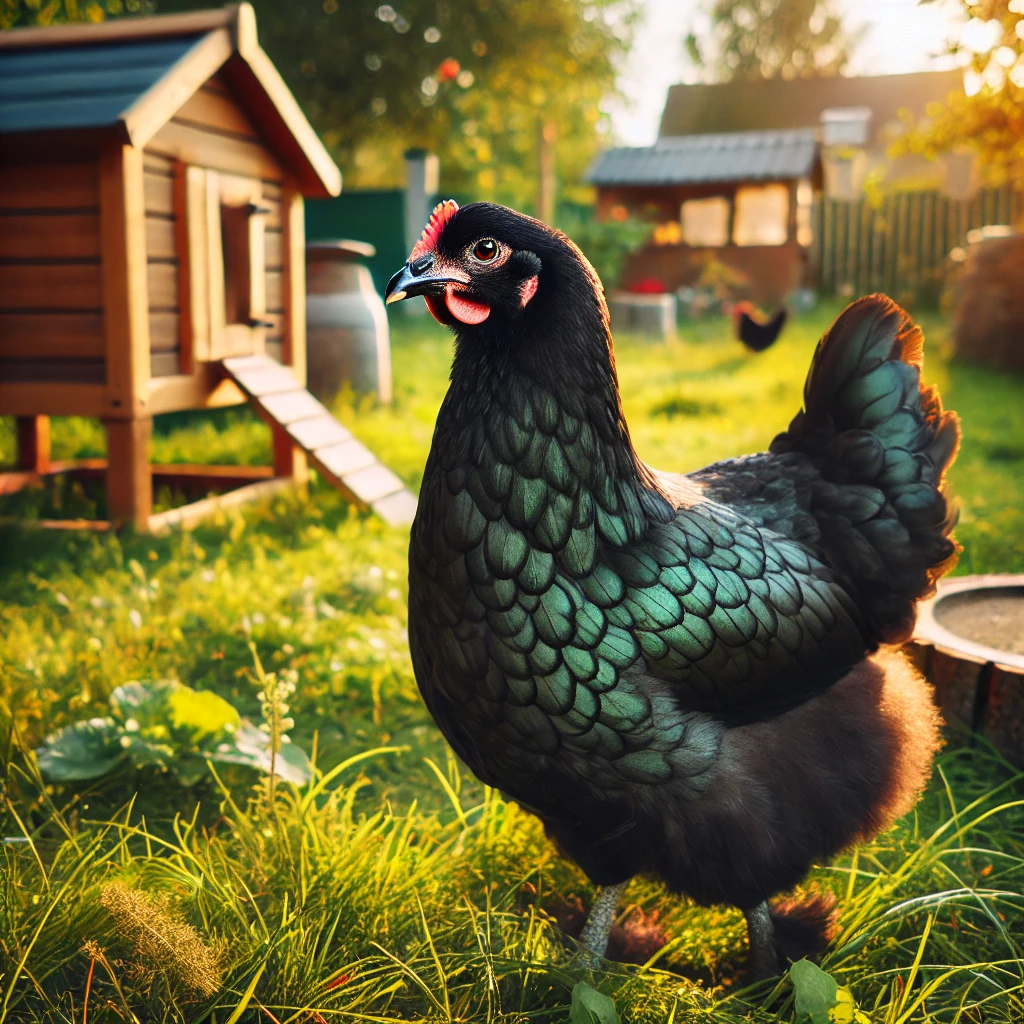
[{"xmin": 737, "ymin": 307, "xmax": 788, "ymax": 351}]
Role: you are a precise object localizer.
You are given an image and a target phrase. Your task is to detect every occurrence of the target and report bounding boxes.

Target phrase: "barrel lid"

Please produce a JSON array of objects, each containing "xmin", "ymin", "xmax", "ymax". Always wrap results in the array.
[{"xmin": 306, "ymin": 239, "xmax": 377, "ymax": 260}]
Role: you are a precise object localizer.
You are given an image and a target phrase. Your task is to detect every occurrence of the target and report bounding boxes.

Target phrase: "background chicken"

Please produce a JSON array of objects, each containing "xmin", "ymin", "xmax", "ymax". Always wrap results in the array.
[
  {"xmin": 386, "ymin": 201, "xmax": 959, "ymax": 978},
  {"xmin": 732, "ymin": 300, "xmax": 788, "ymax": 352}
]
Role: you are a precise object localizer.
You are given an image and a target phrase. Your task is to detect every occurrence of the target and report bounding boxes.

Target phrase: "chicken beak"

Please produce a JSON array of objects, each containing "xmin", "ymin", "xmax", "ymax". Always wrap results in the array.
[{"xmin": 384, "ymin": 255, "xmax": 468, "ymax": 305}]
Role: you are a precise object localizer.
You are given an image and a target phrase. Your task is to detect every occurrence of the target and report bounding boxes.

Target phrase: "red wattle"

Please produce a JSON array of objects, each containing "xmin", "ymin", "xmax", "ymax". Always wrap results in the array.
[
  {"xmin": 445, "ymin": 286, "xmax": 490, "ymax": 324},
  {"xmin": 424, "ymin": 294, "xmax": 449, "ymax": 325}
]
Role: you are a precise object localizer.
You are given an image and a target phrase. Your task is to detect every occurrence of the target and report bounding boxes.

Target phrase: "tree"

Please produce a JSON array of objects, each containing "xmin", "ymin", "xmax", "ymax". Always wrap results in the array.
[
  {"xmin": 153, "ymin": 0, "xmax": 638, "ymax": 210},
  {"xmin": 895, "ymin": 0, "xmax": 1024, "ymax": 197},
  {"xmin": 0, "ymin": 0, "xmax": 133, "ymax": 30},
  {"xmin": 684, "ymin": 0, "xmax": 859, "ymax": 83}
]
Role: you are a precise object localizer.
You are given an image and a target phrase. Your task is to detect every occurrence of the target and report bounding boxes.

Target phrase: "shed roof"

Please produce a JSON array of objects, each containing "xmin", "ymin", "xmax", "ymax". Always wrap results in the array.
[
  {"xmin": 658, "ymin": 70, "xmax": 961, "ymax": 144},
  {"xmin": 0, "ymin": 4, "xmax": 341, "ymax": 197},
  {"xmin": 587, "ymin": 129, "xmax": 818, "ymax": 187}
]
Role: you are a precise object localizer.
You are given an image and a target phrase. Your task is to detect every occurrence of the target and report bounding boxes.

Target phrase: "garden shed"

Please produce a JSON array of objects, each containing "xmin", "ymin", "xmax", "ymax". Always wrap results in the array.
[
  {"xmin": 0, "ymin": 4, "xmax": 416, "ymax": 530},
  {"xmin": 587, "ymin": 129, "xmax": 822, "ymax": 304}
]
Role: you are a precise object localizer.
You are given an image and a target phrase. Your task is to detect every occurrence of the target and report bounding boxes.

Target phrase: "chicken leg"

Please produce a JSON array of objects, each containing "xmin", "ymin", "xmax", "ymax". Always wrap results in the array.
[
  {"xmin": 744, "ymin": 902, "xmax": 779, "ymax": 980},
  {"xmin": 578, "ymin": 881, "xmax": 628, "ymax": 967}
]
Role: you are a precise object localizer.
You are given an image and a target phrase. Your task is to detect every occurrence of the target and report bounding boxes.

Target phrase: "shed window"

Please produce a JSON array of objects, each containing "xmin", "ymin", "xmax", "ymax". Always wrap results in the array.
[
  {"xmin": 733, "ymin": 185, "xmax": 789, "ymax": 247},
  {"xmin": 680, "ymin": 197, "xmax": 730, "ymax": 247},
  {"xmin": 796, "ymin": 180, "xmax": 814, "ymax": 248},
  {"xmin": 221, "ymin": 203, "xmax": 253, "ymax": 326}
]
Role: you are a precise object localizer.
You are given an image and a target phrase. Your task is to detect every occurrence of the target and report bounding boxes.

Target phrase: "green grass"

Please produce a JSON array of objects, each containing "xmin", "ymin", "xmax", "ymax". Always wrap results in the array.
[{"xmin": 0, "ymin": 303, "xmax": 1022, "ymax": 1022}]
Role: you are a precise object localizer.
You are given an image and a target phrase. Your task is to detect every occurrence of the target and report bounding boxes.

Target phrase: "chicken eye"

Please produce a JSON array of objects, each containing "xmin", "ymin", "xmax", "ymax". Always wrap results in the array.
[{"xmin": 472, "ymin": 238, "xmax": 499, "ymax": 263}]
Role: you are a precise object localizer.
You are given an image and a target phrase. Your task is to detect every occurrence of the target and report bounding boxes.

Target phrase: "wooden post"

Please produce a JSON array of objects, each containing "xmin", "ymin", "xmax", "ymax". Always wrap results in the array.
[
  {"xmin": 105, "ymin": 417, "xmax": 152, "ymax": 529},
  {"xmin": 99, "ymin": 142, "xmax": 151, "ymax": 418},
  {"xmin": 282, "ymin": 179, "xmax": 307, "ymax": 386},
  {"xmin": 15, "ymin": 415, "xmax": 51, "ymax": 474},
  {"xmin": 787, "ymin": 181, "xmax": 798, "ymax": 244},
  {"xmin": 272, "ymin": 422, "xmax": 308, "ymax": 485}
]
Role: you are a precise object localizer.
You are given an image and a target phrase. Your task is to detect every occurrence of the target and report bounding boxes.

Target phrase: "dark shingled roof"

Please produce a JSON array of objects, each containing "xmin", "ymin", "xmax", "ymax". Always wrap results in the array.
[
  {"xmin": 658, "ymin": 70, "xmax": 962, "ymax": 143},
  {"xmin": 0, "ymin": 35, "xmax": 200, "ymax": 134},
  {"xmin": 587, "ymin": 129, "xmax": 818, "ymax": 186}
]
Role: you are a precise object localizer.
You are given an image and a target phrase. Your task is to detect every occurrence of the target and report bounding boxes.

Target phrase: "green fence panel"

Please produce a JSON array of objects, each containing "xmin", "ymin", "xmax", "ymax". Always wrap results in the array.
[
  {"xmin": 306, "ymin": 190, "xmax": 484, "ymax": 294},
  {"xmin": 305, "ymin": 190, "xmax": 407, "ymax": 295}
]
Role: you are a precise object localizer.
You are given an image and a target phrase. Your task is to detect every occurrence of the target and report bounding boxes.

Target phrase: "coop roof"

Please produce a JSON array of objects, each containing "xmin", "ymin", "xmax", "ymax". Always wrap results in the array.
[
  {"xmin": 0, "ymin": 4, "xmax": 340, "ymax": 197},
  {"xmin": 587, "ymin": 129, "xmax": 819, "ymax": 187}
]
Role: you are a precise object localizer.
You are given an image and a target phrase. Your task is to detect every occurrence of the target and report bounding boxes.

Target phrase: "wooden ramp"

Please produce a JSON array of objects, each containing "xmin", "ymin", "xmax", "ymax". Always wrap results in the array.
[{"xmin": 222, "ymin": 355, "xmax": 417, "ymax": 527}]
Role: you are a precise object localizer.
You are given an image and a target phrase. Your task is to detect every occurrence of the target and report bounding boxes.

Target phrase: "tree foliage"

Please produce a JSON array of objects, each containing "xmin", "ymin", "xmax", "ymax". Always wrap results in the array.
[
  {"xmin": 0, "ymin": 0, "xmax": 134, "ymax": 30},
  {"xmin": 154, "ymin": 0, "xmax": 637, "ymax": 210},
  {"xmin": 895, "ymin": 0, "xmax": 1024, "ymax": 194},
  {"xmin": 684, "ymin": 0, "xmax": 858, "ymax": 83}
]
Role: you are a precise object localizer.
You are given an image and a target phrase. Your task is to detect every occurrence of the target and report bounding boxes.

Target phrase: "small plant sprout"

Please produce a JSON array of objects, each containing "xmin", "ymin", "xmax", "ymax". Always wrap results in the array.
[{"xmin": 249, "ymin": 642, "xmax": 299, "ymax": 801}]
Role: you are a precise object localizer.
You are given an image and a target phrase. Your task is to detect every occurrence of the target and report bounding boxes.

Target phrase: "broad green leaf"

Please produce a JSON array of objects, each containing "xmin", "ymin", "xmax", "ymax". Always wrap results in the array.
[
  {"xmin": 791, "ymin": 959, "xmax": 839, "ymax": 1024},
  {"xmin": 570, "ymin": 982, "xmax": 619, "ymax": 1024},
  {"xmin": 210, "ymin": 720, "xmax": 312, "ymax": 784},
  {"xmin": 274, "ymin": 737, "xmax": 314, "ymax": 784},
  {"xmin": 167, "ymin": 685, "xmax": 240, "ymax": 742},
  {"xmin": 110, "ymin": 680, "xmax": 174, "ymax": 732},
  {"xmin": 122, "ymin": 735, "xmax": 175, "ymax": 772},
  {"xmin": 35, "ymin": 718, "xmax": 124, "ymax": 781}
]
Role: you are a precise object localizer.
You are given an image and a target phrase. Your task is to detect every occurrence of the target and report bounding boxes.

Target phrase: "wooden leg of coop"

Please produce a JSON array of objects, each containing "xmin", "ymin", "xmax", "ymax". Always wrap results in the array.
[
  {"xmin": 272, "ymin": 423, "xmax": 309, "ymax": 485},
  {"xmin": 104, "ymin": 416, "xmax": 152, "ymax": 530},
  {"xmin": 16, "ymin": 416, "xmax": 51, "ymax": 474}
]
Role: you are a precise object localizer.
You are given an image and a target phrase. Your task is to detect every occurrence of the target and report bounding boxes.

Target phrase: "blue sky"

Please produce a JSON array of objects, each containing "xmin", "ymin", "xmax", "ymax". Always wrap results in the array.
[{"xmin": 608, "ymin": 0, "xmax": 964, "ymax": 145}]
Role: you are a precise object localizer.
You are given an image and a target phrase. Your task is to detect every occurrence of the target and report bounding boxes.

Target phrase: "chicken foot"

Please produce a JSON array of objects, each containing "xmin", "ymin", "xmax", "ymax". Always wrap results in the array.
[
  {"xmin": 743, "ymin": 902, "xmax": 779, "ymax": 980},
  {"xmin": 577, "ymin": 881, "xmax": 628, "ymax": 967}
]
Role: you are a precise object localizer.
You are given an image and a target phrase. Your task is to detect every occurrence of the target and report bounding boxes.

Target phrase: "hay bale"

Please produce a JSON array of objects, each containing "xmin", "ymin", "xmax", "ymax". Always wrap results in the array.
[{"xmin": 951, "ymin": 234, "xmax": 1024, "ymax": 371}]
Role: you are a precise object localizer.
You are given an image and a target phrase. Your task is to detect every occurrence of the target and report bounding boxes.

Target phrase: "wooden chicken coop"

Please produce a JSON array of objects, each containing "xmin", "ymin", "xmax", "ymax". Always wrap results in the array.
[{"xmin": 0, "ymin": 4, "xmax": 416, "ymax": 530}]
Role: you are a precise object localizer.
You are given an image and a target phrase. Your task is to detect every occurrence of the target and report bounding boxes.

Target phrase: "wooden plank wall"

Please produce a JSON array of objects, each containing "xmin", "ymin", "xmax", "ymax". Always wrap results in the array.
[
  {"xmin": 812, "ymin": 186, "xmax": 1021, "ymax": 304},
  {"xmin": 143, "ymin": 152, "xmax": 181, "ymax": 377},
  {"xmin": 148, "ymin": 73, "xmax": 286, "ymax": 184},
  {"xmin": 0, "ymin": 161, "xmax": 106, "ymax": 383}
]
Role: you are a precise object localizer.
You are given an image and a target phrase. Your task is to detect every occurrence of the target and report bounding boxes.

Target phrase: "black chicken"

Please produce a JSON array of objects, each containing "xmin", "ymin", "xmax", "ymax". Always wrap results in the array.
[
  {"xmin": 733, "ymin": 301, "xmax": 788, "ymax": 352},
  {"xmin": 385, "ymin": 201, "xmax": 959, "ymax": 977}
]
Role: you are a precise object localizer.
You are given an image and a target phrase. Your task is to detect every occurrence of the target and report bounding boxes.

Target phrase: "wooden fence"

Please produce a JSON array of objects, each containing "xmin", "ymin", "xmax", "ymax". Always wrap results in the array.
[{"xmin": 811, "ymin": 187, "xmax": 1021, "ymax": 303}]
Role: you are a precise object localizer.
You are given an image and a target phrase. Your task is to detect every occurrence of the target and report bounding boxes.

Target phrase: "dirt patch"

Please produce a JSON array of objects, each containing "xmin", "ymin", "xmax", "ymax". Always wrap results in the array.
[{"xmin": 934, "ymin": 589, "xmax": 1024, "ymax": 656}]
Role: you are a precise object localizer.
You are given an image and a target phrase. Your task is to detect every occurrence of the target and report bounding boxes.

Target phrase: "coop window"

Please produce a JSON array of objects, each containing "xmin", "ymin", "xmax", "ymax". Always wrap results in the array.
[
  {"xmin": 220, "ymin": 203, "xmax": 253, "ymax": 326},
  {"xmin": 733, "ymin": 184, "xmax": 789, "ymax": 247},
  {"xmin": 680, "ymin": 197, "xmax": 730, "ymax": 247}
]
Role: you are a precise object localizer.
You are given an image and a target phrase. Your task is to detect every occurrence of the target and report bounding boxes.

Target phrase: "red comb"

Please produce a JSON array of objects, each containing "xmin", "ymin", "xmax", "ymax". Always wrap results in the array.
[{"xmin": 410, "ymin": 199, "xmax": 459, "ymax": 260}]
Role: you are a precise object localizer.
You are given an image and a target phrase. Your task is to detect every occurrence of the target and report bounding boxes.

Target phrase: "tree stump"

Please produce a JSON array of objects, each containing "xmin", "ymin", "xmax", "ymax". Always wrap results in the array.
[{"xmin": 907, "ymin": 574, "xmax": 1024, "ymax": 766}]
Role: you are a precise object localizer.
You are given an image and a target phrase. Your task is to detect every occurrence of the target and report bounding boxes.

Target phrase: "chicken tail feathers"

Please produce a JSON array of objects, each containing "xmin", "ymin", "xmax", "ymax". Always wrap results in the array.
[
  {"xmin": 769, "ymin": 891, "xmax": 840, "ymax": 963},
  {"xmin": 771, "ymin": 294, "xmax": 960, "ymax": 644}
]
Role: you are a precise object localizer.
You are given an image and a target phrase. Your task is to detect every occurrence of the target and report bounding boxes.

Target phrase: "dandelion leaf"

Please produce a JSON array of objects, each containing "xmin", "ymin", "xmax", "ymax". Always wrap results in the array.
[
  {"xmin": 790, "ymin": 958, "xmax": 839, "ymax": 1024},
  {"xmin": 570, "ymin": 982, "xmax": 619, "ymax": 1024}
]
